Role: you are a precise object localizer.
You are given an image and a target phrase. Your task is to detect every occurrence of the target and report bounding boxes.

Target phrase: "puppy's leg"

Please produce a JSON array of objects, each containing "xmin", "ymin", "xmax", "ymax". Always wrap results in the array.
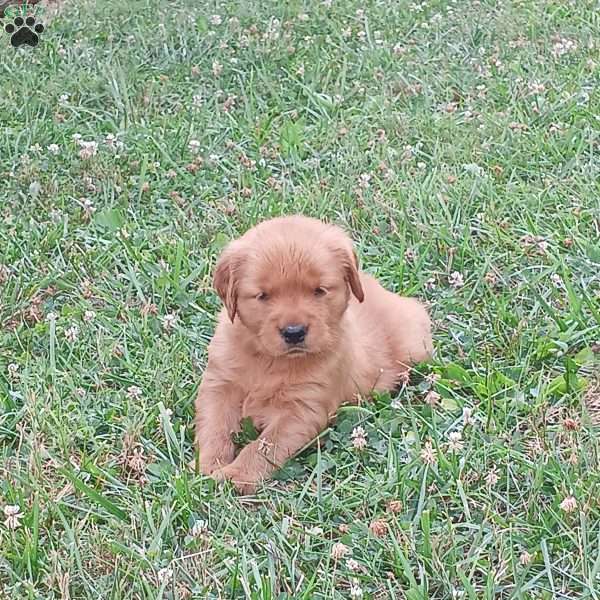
[
  {"xmin": 212, "ymin": 410, "xmax": 327, "ymax": 494},
  {"xmin": 194, "ymin": 376, "xmax": 243, "ymax": 475}
]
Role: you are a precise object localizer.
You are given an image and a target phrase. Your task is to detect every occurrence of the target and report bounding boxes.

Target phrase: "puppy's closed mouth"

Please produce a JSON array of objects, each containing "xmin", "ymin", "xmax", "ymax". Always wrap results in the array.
[{"xmin": 285, "ymin": 347, "xmax": 309, "ymax": 356}]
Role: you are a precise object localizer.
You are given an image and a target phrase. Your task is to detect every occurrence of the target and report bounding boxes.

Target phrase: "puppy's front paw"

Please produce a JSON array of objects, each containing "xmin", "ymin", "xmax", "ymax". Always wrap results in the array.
[
  {"xmin": 188, "ymin": 457, "xmax": 220, "ymax": 476},
  {"xmin": 211, "ymin": 464, "xmax": 259, "ymax": 495},
  {"xmin": 189, "ymin": 444, "xmax": 236, "ymax": 476}
]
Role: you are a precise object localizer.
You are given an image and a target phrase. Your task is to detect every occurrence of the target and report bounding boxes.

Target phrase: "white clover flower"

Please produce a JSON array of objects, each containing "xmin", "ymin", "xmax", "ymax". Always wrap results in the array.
[
  {"xmin": 350, "ymin": 579, "xmax": 363, "ymax": 598},
  {"xmin": 3, "ymin": 505, "xmax": 24, "ymax": 529},
  {"xmin": 83, "ymin": 310, "xmax": 96, "ymax": 323},
  {"xmin": 212, "ymin": 60, "xmax": 223, "ymax": 77},
  {"xmin": 126, "ymin": 386, "xmax": 143, "ymax": 400},
  {"xmin": 448, "ymin": 271, "xmax": 464, "ymax": 288},
  {"xmin": 424, "ymin": 390, "xmax": 440, "ymax": 406},
  {"xmin": 485, "ymin": 467, "xmax": 499, "ymax": 487},
  {"xmin": 188, "ymin": 140, "xmax": 201, "ymax": 154},
  {"xmin": 157, "ymin": 567, "xmax": 173, "ymax": 583},
  {"xmin": 191, "ymin": 519, "xmax": 208, "ymax": 537},
  {"xmin": 162, "ymin": 313, "xmax": 178, "ymax": 331},
  {"xmin": 519, "ymin": 550, "xmax": 533, "ymax": 565},
  {"xmin": 447, "ymin": 431, "xmax": 464, "ymax": 453},
  {"xmin": 559, "ymin": 495, "xmax": 577, "ymax": 513},
  {"xmin": 78, "ymin": 140, "xmax": 98, "ymax": 160},
  {"xmin": 331, "ymin": 542, "xmax": 350, "ymax": 559},
  {"xmin": 420, "ymin": 441, "xmax": 437, "ymax": 465},
  {"xmin": 350, "ymin": 426, "xmax": 368, "ymax": 450},
  {"xmin": 65, "ymin": 325, "xmax": 80, "ymax": 343}
]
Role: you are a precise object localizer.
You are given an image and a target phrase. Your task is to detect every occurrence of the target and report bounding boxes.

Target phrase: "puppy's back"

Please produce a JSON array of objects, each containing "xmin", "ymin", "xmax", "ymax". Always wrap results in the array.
[{"xmin": 349, "ymin": 273, "xmax": 432, "ymax": 369}]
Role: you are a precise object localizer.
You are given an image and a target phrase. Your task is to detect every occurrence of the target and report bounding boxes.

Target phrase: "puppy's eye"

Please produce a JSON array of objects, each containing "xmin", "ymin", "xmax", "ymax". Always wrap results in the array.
[
  {"xmin": 256, "ymin": 292, "xmax": 269, "ymax": 301},
  {"xmin": 314, "ymin": 287, "xmax": 327, "ymax": 297}
]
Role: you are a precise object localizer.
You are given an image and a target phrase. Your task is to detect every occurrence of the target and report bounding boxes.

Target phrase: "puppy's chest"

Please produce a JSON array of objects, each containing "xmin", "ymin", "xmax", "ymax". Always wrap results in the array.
[
  {"xmin": 241, "ymin": 384, "xmax": 289, "ymax": 429},
  {"xmin": 239, "ymin": 375, "xmax": 335, "ymax": 431}
]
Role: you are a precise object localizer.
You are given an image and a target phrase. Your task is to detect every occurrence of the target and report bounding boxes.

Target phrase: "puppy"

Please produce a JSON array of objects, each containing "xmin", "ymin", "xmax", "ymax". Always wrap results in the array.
[{"xmin": 194, "ymin": 215, "xmax": 432, "ymax": 493}]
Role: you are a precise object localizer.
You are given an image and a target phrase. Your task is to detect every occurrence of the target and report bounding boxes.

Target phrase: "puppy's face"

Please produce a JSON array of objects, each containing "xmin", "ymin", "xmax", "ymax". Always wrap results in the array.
[{"xmin": 213, "ymin": 216, "xmax": 364, "ymax": 358}]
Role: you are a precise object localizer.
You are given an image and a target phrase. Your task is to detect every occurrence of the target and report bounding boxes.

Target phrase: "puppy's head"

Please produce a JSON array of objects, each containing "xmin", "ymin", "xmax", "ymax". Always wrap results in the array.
[{"xmin": 213, "ymin": 215, "xmax": 364, "ymax": 358}]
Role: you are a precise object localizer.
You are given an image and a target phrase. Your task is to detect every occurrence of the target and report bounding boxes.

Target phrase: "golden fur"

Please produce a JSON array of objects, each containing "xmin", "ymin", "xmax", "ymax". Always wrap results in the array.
[{"xmin": 194, "ymin": 215, "xmax": 432, "ymax": 493}]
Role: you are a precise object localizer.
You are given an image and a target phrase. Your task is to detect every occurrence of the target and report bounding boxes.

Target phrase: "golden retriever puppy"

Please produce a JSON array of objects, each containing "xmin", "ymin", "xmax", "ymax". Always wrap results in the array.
[{"xmin": 194, "ymin": 215, "xmax": 432, "ymax": 493}]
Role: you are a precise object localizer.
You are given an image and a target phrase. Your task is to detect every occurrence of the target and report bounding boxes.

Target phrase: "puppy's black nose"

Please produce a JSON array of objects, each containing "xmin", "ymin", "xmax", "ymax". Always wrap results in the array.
[{"xmin": 281, "ymin": 324, "xmax": 307, "ymax": 345}]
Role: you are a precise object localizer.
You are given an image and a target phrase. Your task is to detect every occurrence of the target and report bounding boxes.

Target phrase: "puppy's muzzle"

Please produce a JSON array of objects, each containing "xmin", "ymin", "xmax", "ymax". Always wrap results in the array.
[{"xmin": 280, "ymin": 324, "xmax": 307, "ymax": 345}]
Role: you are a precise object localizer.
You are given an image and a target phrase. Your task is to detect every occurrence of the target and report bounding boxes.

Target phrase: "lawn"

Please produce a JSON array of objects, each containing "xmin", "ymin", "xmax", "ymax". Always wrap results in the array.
[{"xmin": 1, "ymin": 0, "xmax": 599, "ymax": 598}]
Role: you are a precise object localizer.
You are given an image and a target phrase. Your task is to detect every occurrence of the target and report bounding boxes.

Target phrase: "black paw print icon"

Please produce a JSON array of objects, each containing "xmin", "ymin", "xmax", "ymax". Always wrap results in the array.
[{"xmin": 4, "ymin": 15, "xmax": 44, "ymax": 47}]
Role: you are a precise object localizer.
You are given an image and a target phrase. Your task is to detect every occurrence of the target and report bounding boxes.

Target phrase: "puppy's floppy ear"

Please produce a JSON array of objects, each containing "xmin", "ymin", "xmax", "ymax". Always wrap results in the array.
[
  {"xmin": 332, "ymin": 238, "xmax": 365, "ymax": 303},
  {"xmin": 213, "ymin": 241, "xmax": 244, "ymax": 322},
  {"xmin": 346, "ymin": 247, "xmax": 365, "ymax": 302}
]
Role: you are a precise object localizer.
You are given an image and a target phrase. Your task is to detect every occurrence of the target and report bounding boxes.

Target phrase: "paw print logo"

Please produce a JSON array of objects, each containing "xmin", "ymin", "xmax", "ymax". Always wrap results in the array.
[{"xmin": 4, "ymin": 15, "xmax": 44, "ymax": 47}]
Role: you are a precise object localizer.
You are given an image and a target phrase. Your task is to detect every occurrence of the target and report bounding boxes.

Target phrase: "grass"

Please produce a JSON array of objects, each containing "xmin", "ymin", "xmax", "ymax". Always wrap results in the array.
[{"xmin": 0, "ymin": 0, "xmax": 599, "ymax": 597}]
